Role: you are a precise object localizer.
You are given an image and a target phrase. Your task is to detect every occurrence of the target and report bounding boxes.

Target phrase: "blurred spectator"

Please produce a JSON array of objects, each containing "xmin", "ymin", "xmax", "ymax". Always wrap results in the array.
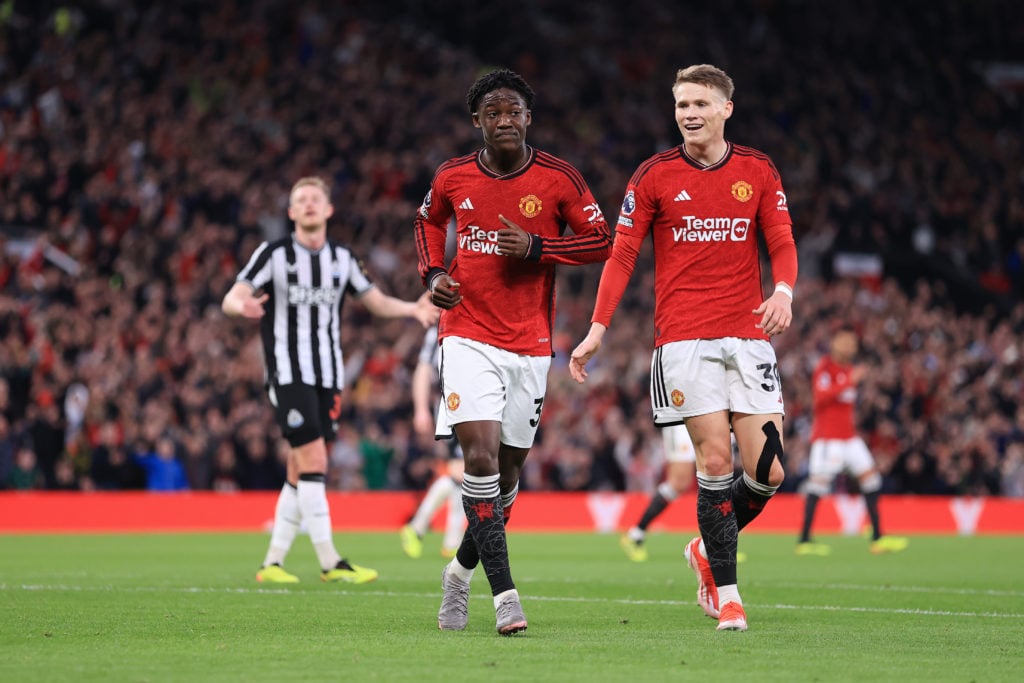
[
  {"xmin": 359, "ymin": 422, "xmax": 395, "ymax": 491},
  {"xmin": 0, "ymin": 415, "xmax": 16, "ymax": 486},
  {"xmin": 236, "ymin": 433, "xmax": 285, "ymax": 491},
  {"xmin": 328, "ymin": 427, "xmax": 365, "ymax": 491},
  {"xmin": 210, "ymin": 441, "xmax": 242, "ymax": 493},
  {"xmin": 133, "ymin": 435, "xmax": 189, "ymax": 492},
  {"xmin": 26, "ymin": 398, "xmax": 64, "ymax": 489},
  {"xmin": 52, "ymin": 455, "xmax": 79, "ymax": 491},
  {"xmin": 1002, "ymin": 443, "xmax": 1024, "ymax": 498},
  {"xmin": 7, "ymin": 447, "xmax": 43, "ymax": 490},
  {"xmin": 90, "ymin": 442, "xmax": 145, "ymax": 491}
]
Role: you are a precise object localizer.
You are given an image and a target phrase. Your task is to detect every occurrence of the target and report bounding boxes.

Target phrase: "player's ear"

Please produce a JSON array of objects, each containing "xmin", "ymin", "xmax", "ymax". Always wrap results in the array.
[
  {"xmin": 286, "ymin": 204, "xmax": 297, "ymax": 221},
  {"xmin": 525, "ymin": 109, "xmax": 532, "ymax": 127},
  {"xmin": 471, "ymin": 112, "xmax": 482, "ymax": 129},
  {"xmin": 722, "ymin": 100, "xmax": 734, "ymax": 120},
  {"xmin": 325, "ymin": 203, "xmax": 334, "ymax": 219}
]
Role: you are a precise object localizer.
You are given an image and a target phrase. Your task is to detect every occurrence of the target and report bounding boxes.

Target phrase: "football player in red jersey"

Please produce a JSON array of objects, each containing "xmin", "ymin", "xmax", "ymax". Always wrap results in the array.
[
  {"xmin": 797, "ymin": 326, "xmax": 908, "ymax": 556},
  {"xmin": 619, "ymin": 423, "xmax": 696, "ymax": 562},
  {"xmin": 415, "ymin": 69, "xmax": 611, "ymax": 635},
  {"xmin": 571, "ymin": 64, "xmax": 798, "ymax": 632}
]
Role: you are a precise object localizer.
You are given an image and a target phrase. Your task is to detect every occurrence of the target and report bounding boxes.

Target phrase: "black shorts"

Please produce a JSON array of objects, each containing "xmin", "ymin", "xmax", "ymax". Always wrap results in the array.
[{"xmin": 268, "ymin": 382, "xmax": 342, "ymax": 448}]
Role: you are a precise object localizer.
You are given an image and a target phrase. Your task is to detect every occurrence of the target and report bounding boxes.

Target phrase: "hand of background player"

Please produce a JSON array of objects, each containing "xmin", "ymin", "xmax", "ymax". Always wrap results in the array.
[
  {"xmin": 413, "ymin": 404, "xmax": 435, "ymax": 438},
  {"xmin": 753, "ymin": 290, "xmax": 792, "ymax": 336},
  {"xmin": 240, "ymin": 292, "xmax": 269, "ymax": 319},
  {"xmin": 850, "ymin": 365, "xmax": 867, "ymax": 385},
  {"xmin": 414, "ymin": 291, "xmax": 441, "ymax": 327},
  {"xmin": 429, "ymin": 274, "xmax": 463, "ymax": 310},
  {"xmin": 496, "ymin": 214, "xmax": 532, "ymax": 258},
  {"xmin": 569, "ymin": 323, "xmax": 607, "ymax": 384}
]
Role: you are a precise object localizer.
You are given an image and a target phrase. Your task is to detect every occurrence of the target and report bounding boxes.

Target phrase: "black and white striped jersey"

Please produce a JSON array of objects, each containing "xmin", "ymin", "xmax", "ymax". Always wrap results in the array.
[
  {"xmin": 417, "ymin": 325, "xmax": 439, "ymax": 369},
  {"xmin": 236, "ymin": 235, "xmax": 374, "ymax": 390}
]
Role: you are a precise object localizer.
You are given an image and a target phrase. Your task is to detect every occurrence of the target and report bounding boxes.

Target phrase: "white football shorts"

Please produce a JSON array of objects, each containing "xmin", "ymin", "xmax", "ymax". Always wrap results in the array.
[
  {"xmin": 436, "ymin": 336, "xmax": 550, "ymax": 449},
  {"xmin": 661, "ymin": 423, "xmax": 697, "ymax": 463},
  {"xmin": 431, "ymin": 397, "xmax": 465, "ymax": 459},
  {"xmin": 808, "ymin": 437, "xmax": 875, "ymax": 480},
  {"xmin": 650, "ymin": 337, "xmax": 785, "ymax": 424}
]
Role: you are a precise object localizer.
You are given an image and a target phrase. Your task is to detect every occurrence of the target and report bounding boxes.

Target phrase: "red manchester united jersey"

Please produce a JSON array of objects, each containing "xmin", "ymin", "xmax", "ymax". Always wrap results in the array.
[
  {"xmin": 593, "ymin": 143, "xmax": 795, "ymax": 344},
  {"xmin": 811, "ymin": 356, "xmax": 858, "ymax": 440},
  {"xmin": 415, "ymin": 147, "xmax": 612, "ymax": 356}
]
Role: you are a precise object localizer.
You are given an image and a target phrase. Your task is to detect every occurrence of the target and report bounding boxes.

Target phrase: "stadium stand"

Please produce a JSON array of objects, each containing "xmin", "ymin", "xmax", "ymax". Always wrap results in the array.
[{"xmin": 1, "ymin": 1, "xmax": 1022, "ymax": 496}]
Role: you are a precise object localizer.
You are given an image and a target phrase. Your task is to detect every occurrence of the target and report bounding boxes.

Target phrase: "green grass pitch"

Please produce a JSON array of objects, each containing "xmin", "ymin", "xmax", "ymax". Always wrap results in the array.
[{"xmin": 1, "ymin": 532, "xmax": 1021, "ymax": 682}]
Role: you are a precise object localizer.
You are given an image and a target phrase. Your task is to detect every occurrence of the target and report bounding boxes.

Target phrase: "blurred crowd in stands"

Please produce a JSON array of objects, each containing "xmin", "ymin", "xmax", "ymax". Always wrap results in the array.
[{"xmin": 1, "ymin": 1, "xmax": 1022, "ymax": 497}]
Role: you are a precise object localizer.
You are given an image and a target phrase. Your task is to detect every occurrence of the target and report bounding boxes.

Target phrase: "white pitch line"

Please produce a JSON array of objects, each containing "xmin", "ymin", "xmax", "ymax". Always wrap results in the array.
[
  {"xmin": 3, "ymin": 583, "xmax": 1022, "ymax": 619},
  {"xmin": 770, "ymin": 581, "xmax": 1024, "ymax": 598}
]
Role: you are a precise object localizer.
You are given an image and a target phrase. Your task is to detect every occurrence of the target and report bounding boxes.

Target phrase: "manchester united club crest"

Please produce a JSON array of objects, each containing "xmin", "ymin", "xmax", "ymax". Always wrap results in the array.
[
  {"xmin": 519, "ymin": 194, "xmax": 543, "ymax": 218},
  {"xmin": 671, "ymin": 390, "xmax": 685, "ymax": 407},
  {"xmin": 446, "ymin": 392, "xmax": 461, "ymax": 411},
  {"xmin": 731, "ymin": 181, "xmax": 753, "ymax": 203}
]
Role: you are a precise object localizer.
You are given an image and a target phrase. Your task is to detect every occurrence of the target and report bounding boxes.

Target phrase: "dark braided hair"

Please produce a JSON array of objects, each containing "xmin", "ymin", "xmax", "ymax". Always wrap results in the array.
[{"xmin": 465, "ymin": 69, "xmax": 536, "ymax": 114}]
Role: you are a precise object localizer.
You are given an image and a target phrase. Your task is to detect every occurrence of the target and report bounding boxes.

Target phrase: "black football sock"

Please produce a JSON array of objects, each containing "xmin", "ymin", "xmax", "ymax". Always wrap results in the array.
[
  {"xmin": 462, "ymin": 473, "xmax": 514, "ymax": 596},
  {"xmin": 636, "ymin": 492, "xmax": 671, "ymax": 532},
  {"xmin": 696, "ymin": 473, "xmax": 737, "ymax": 587},
  {"xmin": 732, "ymin": 472, "xmax": 778, "ymax": 532},
  {"xmin": 454, "ymin": 527, "xmax": 479, "ymax": 569},
  {"xmin": 799, "ymin": 493, "xmax": 820, "ymax": 543},
  {"xmin": 864, "ymin": 491, "xmax": 882, "ymax": 540},
  {"xmin": 455, "ymin": 481, "xmax": 517, "ymax": 569}
]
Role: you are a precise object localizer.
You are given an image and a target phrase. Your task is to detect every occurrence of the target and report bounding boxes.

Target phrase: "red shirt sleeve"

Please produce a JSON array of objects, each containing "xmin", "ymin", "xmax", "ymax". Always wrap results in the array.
[
  {"xmin": 414, "ymin": 171, "xmax": 454, "ymax": 286},
  {"xmin": 592, "ymin": 230, "xmax": 642, "ymax": 327},
  {"xmin": 763, "ymin": 222, "xmax": 798, "ymax": 289},
  {"xmin": 756, "ymin": 159, "xmax": 797, "ymax": 290},
  {"xmin": 533, "ymin": 189, "xmax": 612, "ymax": 265}
]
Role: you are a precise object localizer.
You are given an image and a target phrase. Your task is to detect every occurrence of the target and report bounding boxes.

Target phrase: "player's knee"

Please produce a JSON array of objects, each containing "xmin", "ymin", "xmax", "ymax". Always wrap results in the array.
[
  {"xmin": 700, "ymin": 450, "xmax": 733, "ymax": 476},
  {"xmin": 665, "ymin": 468, "xmax": 692, "ymax": 494},
  {"xmin": 462, "ymin": 448, "xmax": 498, "ymax": 475},
  {"xmin": 804, "ymin": 476, "xmax": 830, "ymax": 497},
  {"xmin": 291, "ymin": 437, "xmax": 328, "ymax": 473},
  {"xmin": 498, "ymin": 470, "xmax": 520, "ymax": 494},
  {"xmin": 446, "ymin": 459, "xmax": 465, "ymax": 481},
  {"xmin": 860, "ymin": 470, "xmax": 882, "ymax": 493},
  {"xmin": 657, "ymin": 480, "xmax": 681, "ymax": 501}
]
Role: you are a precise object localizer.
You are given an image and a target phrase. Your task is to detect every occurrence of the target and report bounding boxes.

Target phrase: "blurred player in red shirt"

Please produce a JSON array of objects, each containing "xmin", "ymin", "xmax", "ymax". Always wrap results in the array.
[
  {"xmin": 415, "ymin": 69, "xmax": 612, "ymax": 635},
  {"xmin": 571, "ymin": 64, "xmax": 796, "ymax": 632},
  {"xmin": 797, "ymin": 326, "xmax": 908, "ymax": 555}
]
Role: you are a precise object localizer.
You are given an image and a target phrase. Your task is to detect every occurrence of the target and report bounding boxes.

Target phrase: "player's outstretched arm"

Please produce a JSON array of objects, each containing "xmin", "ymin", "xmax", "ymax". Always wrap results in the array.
[
  {"xmin": 221, "ymin": 281, "xmax": 267, "ymax": 319},
  {"xmin": 569, "ymin": 322, "xmax": 607, "ymax": 384},
  {"xmin": 360, "ymin": 288, "xmax": 440, "ymax": 328},
  {"xmin": 411, "ymin": 359, "xmax": 436, "ymax": 437}
]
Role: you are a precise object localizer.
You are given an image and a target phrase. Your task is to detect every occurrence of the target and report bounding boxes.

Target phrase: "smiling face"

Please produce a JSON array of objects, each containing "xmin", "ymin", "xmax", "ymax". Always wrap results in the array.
[
  {"xmin": 672, "ymin": 81, "xmax": 733, "ymax": 149},
  {"xmin": 472, "ymin": 88, "xmax": 531, "ymax": 154}
]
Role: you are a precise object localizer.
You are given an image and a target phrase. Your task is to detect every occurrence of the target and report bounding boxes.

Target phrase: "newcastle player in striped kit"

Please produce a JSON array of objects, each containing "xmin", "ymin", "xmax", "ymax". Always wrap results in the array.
[
  {"xmin": 416, "ymin": 69, "xmax": 611, "ymax": 635},
  {"xmin": 571, "ymin": 65, "xmax": 798, "ymax": 631},
  {"xmin": 223, "ymin": 176, "xmax": 438, "ymax": 584}
]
